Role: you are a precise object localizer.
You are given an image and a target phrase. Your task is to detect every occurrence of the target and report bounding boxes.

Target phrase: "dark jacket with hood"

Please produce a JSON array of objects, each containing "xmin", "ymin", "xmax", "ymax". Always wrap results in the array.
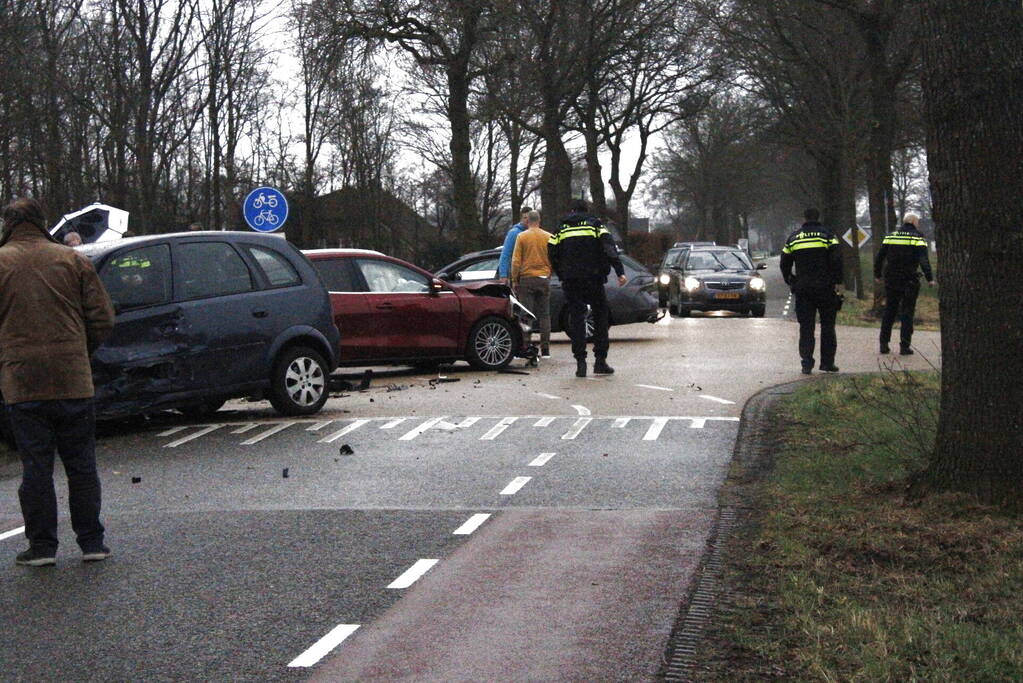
[
  {"xmin": 873, "ymin": 224, "xmax": 933, "ymax": 288},
  {"xmin": 0, "ymin": 221, "xmax": 115, "ymax": 404},
  {"xmin": 780, "ymin": 221, "xmax": 844, "ymax": 292},
  {"xmin": 547, "ymin": 212, "xmax": 624, "ymax": 282}
]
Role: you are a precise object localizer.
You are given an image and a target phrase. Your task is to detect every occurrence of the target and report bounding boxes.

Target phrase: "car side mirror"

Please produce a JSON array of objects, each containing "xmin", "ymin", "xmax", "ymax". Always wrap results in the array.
[
  {"xmin": 429, "ymin": 278, "xmax": 447, "ymax": 295},
  {"xmin": 756, "ymin": 262, "xmax": 767, "ymax": 270}
]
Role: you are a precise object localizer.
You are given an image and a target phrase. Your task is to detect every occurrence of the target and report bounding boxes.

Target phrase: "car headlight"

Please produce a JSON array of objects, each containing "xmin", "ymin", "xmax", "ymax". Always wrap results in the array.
[
  {"xmin": 684, "ymin": 276, "xmax": 701, "ymax": 291},
  {"xmin": 658, "ymin": 273, "xmax": 670, "ymax": 286},
  {"xmin": 749, "ymin": 277, "xmax": 766, "ymax": 291}
]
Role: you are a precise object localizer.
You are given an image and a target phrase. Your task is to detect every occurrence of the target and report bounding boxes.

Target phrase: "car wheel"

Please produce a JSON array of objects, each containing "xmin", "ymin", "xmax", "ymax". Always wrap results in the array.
[
  {"xmin": 177, "ymin": 399, "xmax": 226, "ymax": 419},
  {"xmin": 467, "ymin": 317, "xmax": 516, "ymax": 370},
  {"xmin": 269, "ymin": 346, "xmax": 329, "ymax": 416},
  {"xmin": 751, "ymin": 305, "xmax": 766, "ymax": 318},
  {"xmin": 559, "ymin": 306, "xmax": 596, "ymax": 341}
]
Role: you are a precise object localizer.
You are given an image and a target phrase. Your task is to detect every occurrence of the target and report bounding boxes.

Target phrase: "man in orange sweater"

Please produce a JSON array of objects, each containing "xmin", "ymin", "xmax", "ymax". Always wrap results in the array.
[{"xmin": 510, "ymin": 210, "xmax": 553, "ymax": 357}]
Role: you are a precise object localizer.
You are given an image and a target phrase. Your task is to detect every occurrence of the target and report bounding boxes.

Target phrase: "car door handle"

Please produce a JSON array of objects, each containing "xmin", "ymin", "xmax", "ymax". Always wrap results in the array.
[
  {"xmin": 375, "ymin": 303, "xmax": 395, "ymax": 310},
  {"xmin": 252, "ymin": 309, "xmax": 269, "ymax": 318}
]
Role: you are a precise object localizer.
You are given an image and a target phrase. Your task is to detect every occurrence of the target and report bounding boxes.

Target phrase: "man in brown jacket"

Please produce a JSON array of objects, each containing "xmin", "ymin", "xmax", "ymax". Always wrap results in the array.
[{"xmin": 0, "ymin": 198, "xmax": 115, "ymax": 567}]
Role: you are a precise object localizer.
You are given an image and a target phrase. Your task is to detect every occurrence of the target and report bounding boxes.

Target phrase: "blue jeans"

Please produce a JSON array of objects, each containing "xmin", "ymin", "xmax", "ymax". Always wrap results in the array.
[{"xmin": 7, "ymin": 399, "xmax": 104, "ymax": 554}]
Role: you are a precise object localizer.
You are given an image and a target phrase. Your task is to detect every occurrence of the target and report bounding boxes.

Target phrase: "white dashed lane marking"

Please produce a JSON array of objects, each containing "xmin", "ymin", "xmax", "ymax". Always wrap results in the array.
[
  {"xmin": 157, "ymin": 426, "xmax": 188, "ymax": 437},
  {"xmin": 452, "ymin": 513, "xmax": 491, "ymax": 536},
  {"xmin": 287, "ymin": 625, "xmax": 360, "ymax": 668},
  {"xmin": 612, "ymin": 417, "xmax": 631, "ymax": 428},
  {"xmin": 240, "ymin": 421, "xmax": 296, "ymax": 445},
  {"xmin": 643, "ymin": 417, "xmax": 670, "ymax": 441},
  {"xmin": 534, "ymin": 417, "xmax": 557, "ymax": 427},
  {"xmin": 398, "ymin": 417, "xmax": 448, "ymax": 441},
  {"xmin": 0, "ymin": 526, "xmax": 25, "ymax": 541},
  {"xmin": 635, "ymin": 384, "xmax": 674, "ymax": 392},
  {"xmin": 561, "ymin": 417, "xmax": 592, "ymax": 440},
  {"xmin": 164, "ymin": 424, "xmax": 222, "ymax": 448},
  {"xmin": 379, "ymin": 418, "xmax": 406, "ymax": 430},
  {"xmin": 535, "ymin": 392, "xmax": 563, "ymax": 400},
  {"xmin": 499, "ymin": 476, "xmax": 532, "ymax": 495},
  {"xmin": 319, "ymin": 419, "xmax": 370, "ymax": 444},
  {"xmin": 528, "ymin": 452, "xmax": 556, "ymax": 467},
  {"xmin": 387, "ymin": 559, "xmax": 439, "ymax": 589},
  {"xmin": 480, "ymin": 417, "xmax": 517, "ymax": 440}
]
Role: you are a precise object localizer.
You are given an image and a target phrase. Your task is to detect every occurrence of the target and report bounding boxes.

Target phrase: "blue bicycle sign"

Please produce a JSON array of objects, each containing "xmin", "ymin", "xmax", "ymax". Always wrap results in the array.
[{"xmin": 243, "ymin": 187, "xmax": 288, "ymax": 232}]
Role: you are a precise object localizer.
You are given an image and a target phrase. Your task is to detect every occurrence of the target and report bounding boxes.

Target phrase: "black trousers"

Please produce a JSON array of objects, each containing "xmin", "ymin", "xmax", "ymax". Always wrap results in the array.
[
  {"xmin": 880, "ymin": 281, "xmax": 920, "ymax": 347},
  {"xmin": 794, "ymin": 288, "xmax": 838, "ymax": 368},
  {"xmin": 562, "ymin": 278, "xmax": 610, "ymax": 361},
  {"xmin": 7, "ymin": 399, "xmax": 104, "ymax": 554}
]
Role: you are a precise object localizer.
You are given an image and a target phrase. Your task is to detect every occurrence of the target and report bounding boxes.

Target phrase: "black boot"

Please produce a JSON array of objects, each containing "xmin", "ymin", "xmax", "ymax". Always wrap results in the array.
[
  {"xmin": 820, "ymin": 363, "xmax": 840, "ymax": 373},
  {"xmin": 899, "ymin": 345, "xmax": 914, "ymax": 355},
  {"xmin": 576, "ymin": 359, "xmax": 587, "ymax": 378},
  {"xmin": 879, "ymin": 342, "xmax": 890, "ymax": 354},
  {"xmin": 593, "ymin": 360, "xmax": 614, "ymax": 375}
]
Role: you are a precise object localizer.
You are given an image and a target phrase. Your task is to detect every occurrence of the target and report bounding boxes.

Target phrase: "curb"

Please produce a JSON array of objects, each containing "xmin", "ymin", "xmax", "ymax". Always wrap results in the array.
[{"xmin": 661, "ymin": 379, "xmax": 805, "ymax": 682}]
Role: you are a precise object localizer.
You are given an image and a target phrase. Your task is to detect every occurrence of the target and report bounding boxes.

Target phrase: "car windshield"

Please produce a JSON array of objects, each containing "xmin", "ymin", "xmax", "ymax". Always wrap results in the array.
[{"xmin": 687, "ymin": 250, "xmax": 751, "ymax": 272}]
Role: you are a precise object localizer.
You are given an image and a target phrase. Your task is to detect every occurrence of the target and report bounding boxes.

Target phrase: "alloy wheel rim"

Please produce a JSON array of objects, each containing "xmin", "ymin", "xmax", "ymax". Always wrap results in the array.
[
  {"xmin": 475, "ymin": 322, "xmax": 513, "ymax": 367},
  {"xmin": 285, "ymin": 357, "xmax": 325, "ymax": 406}
]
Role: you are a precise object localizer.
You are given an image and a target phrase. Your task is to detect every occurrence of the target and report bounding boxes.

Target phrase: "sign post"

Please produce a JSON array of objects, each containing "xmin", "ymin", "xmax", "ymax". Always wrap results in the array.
[{"xmin": 243, "ymin": 187, "xmax": 289, "ymax": 233}]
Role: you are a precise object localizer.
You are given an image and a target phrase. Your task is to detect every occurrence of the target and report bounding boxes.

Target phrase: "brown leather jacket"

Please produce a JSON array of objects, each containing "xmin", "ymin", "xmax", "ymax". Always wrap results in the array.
[{"xmin": 0, "ymin": 222, "xmax": 115, "ymax": 404}]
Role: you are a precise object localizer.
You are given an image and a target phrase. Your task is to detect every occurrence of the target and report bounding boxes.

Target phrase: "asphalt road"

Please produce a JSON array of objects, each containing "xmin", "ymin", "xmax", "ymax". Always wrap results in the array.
[{"xmin": 0, "ymin": 263, "xmax": 941, "ymax": 682}]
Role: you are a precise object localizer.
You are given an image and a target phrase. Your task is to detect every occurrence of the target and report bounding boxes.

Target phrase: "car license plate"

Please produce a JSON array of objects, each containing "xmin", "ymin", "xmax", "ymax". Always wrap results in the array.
[{"xmin": 715, "ymin": 293, "xmax": 741, "ymax": 299}]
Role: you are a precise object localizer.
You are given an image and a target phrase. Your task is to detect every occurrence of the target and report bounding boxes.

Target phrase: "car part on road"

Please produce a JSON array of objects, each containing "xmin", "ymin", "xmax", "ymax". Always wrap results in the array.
[
  {"xmin": 466, "ymin": 317, "xmax": 517, "ymax": 370},
  {"xmin": 269, "ymin": 346, "xmax": 329, "ymax": 415}
]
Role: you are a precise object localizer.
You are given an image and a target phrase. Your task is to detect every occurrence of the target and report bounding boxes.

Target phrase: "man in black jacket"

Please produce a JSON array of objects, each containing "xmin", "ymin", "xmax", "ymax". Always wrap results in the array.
[
  {"xmin": 874, "ymin": 213, "xmax": 935, "ymax": 355},
  {"xmin": 548, "ymin": 199, "xmax": 626, "ymax": 377},
  {"xmin": 780, "ymin": 208, "xmax": 844, "ymax": 374}
]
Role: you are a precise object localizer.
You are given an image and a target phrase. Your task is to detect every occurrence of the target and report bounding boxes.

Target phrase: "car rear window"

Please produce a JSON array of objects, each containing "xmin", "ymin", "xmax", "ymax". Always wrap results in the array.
[
  {"xmin": 178, "ymin": 242, "xmax": 253, "ymax": 299},
  {"xmin": 100, "ymin": 244, "xmax": 172, "ymax": 311},
  {"xmin": 311, "ymin": 258, "xmax": 361, "ymax": 292},
  {"xmin": 246, "ymin": 245, "xmax": 301, "ymax": 288}
]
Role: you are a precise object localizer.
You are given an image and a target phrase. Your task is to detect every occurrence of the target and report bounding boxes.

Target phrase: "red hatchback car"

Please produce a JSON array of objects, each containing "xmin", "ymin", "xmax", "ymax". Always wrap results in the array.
[{"xmin": 304, "ymin": 249, "xmax": 534, "ymax": 370}]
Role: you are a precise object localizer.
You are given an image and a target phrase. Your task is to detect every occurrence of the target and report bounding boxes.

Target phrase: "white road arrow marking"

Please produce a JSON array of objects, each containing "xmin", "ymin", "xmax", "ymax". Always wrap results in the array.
[
  {"xmin": 698, "ymin": 395, "xmax": 736, "ymax": 405},
  {"xmin": 572, "ymin": 405, "xmax": 591, "ymax": 416}
]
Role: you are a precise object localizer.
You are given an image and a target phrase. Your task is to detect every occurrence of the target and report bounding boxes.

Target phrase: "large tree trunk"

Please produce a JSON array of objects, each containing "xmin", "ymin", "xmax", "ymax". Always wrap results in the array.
[
  {"xmin": 919, "ymin": 1, "xmax": 1023, "ymax": 509},
  {"xmin": 819, "ymin": 149, "xmax": 862, "ymax": 296},
  {"xmin": 863, "ymin": 29, "xmax": 900, "ymax": 314},
  {"xmin": 447, "ymin": 67, "xmax": 484, "ymax": 252},
  {"xmin": 539, "ymin": 113, "xmax": 573, "ymax": 228}
]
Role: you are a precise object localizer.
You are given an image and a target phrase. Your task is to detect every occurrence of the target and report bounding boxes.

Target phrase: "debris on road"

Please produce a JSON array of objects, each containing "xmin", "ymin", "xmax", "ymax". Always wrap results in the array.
[
  {"xmin": 386, "ymin": 383, "xmax": 410, "ymax": 392},
  {"xmin": 131, "ymin": 476, "xmax": 141, "ymax": 483},
  {"xmin": 358, "ymin": 370, "xmax": 373, "ymax": 391},
  {"xmin": 339, "ymin": 444, "xmax": 354, "ymax": 455},
  {"xmin": 282, "ymin": 468, "xmax": 289, "ymax": 478},
  {"xmin": 498, "ymin": 369, "xmax": 530, "ymax": 375}
]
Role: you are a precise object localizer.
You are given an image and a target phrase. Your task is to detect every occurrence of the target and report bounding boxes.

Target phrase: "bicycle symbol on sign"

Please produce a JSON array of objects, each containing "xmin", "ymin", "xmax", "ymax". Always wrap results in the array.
[
  {"xmin": 251, "ymin": 193, "xmax": 279, "ymax": 210},
  {"xmin": 253, "ymin": 209, "xmax": 279, "ymax": 227}
]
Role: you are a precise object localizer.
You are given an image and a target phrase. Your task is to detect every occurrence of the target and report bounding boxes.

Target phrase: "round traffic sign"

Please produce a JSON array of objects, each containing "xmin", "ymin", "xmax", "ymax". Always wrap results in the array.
[{"xmin": 243, "ymin": 187, "xmax": 289, "ymax": 232}]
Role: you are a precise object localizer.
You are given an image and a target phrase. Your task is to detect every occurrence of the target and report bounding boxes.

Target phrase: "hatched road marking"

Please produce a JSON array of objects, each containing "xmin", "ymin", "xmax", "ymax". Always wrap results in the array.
[
  {"xmin": 241, "ymin": 422, "xmax": 296, "ymax": 445},
  {"xmin": 319, "ymin": 419, "xmax": 370, "ymax": 444},
  {"xmin": 164, "ymin": 424, "xmax": 222, "ymax": 448},
  {"xmin": 452, "ymin": 513, "xmax": 491, "ymax": 536},
  {"xmin": 499, "ymin": 477, "xmax": 532, "ymax": 496},
  {"xmin": 528, "ymin": 452, "xmax": 556, "ymax": 467}
]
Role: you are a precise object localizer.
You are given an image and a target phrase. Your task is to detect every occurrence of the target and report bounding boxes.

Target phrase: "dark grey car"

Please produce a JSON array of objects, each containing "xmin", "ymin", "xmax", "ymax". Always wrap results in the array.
[
  {"xmin": 79, "ymin": 232, "xmax": 341, "ymax": 418},
  {"xmin": 436, "ymin": 248, "xmax": 660, "ymax": 337}
]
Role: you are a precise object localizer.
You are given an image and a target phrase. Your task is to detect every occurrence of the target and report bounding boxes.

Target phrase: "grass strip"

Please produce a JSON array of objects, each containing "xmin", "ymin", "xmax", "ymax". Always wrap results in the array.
[{"xmin": 694, "ymin": 374, "xmax": 1023, "ymax": 681}]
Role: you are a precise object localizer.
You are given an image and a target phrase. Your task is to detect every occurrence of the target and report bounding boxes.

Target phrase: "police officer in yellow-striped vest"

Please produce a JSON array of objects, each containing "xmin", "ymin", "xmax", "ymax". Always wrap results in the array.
[
  {"xmin": 780, "ymin": 208, "xmax": 844, "ymax": 374},
  {"xmin": 873, "ymin": 212, "xmax": 935, "ymax": 355},
  {"xmin": 548, "ymin": 199, "xmax": 625, "ymax": 378}
]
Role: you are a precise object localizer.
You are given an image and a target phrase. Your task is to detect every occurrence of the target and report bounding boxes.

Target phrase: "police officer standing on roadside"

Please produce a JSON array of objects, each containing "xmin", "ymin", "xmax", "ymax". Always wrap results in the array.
[
  {"xmin": 873, "ymin": 212, "xmax": 935, "ymax": 355},
  {"xmin": 780, "ymin": 208, "xmax": 844, "ymax": 375},
  {"xmin": 548, "ymin": 199, "xmax": 626, "ymax": 378}
]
